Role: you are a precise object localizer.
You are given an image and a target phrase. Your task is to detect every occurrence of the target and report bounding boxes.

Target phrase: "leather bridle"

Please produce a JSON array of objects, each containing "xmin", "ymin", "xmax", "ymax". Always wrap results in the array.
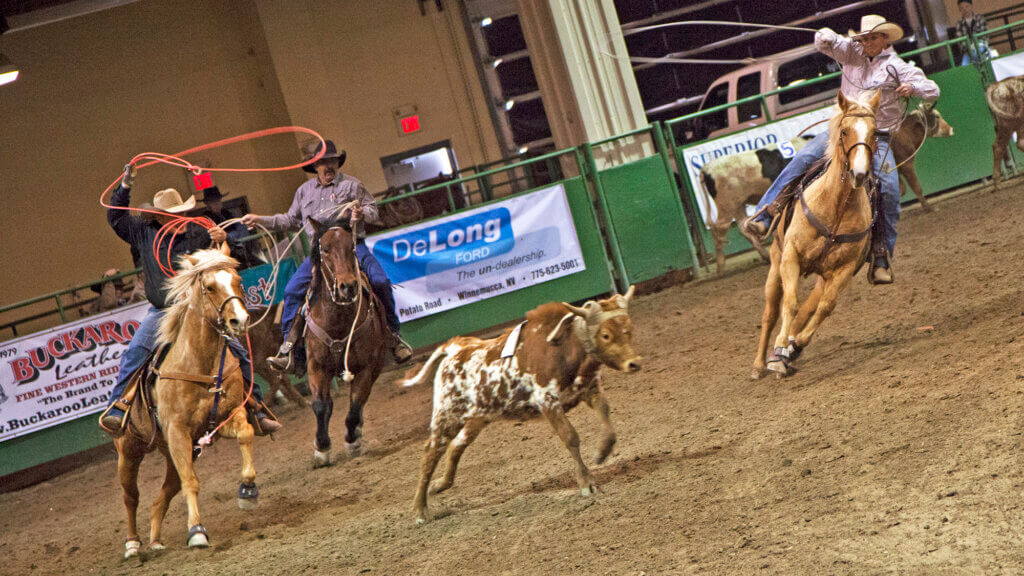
[{"xmin": 318, "ymin": 226, "xmax": 359, "ymax": 306}]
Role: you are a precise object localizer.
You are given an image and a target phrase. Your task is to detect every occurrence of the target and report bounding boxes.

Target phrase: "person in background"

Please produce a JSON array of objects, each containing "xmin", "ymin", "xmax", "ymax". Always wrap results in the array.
[
  {"xmin": 957, "ymin": 0, "xmax": 990, "ymax": 66},
  {"xmin": 199, "ymin": 186, "xmax": 258, "ymax": 268},
  {"xmin": 86, "ymin": 268, "xmax": 136, "ymax": 315}
]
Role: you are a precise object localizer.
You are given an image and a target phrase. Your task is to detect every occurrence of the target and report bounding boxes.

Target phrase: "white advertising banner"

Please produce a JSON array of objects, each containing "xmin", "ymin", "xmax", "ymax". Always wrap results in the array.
[
  {"xmin": 682, "ymin": 105, "xmax": 835, "ymax": 224},
  {"xmin": 991, "ymin": 51, "xmax": 1024, "ymax": 80},
  {"xmin": 366, "ymin": 183, "xmax": 586, "ymax": 322},
  {"xmin": 0, "ymin": 301, "xmax": 148, "ymax": 442}
]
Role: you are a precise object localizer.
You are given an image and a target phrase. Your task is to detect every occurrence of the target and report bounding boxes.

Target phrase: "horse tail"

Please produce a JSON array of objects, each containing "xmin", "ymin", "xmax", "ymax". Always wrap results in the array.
[
  {"xmin": 697, "ymin": 170, "xmax": 717, "ymax": 229},
  {"xmin": 397, "ymin": 345, "xmax": 447, "ymax": 388}
]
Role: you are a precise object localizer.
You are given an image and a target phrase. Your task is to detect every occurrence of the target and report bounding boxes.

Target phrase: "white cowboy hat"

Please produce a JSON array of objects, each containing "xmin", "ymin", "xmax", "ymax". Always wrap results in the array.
[
  {"xmin": 848, "ymin": 15, "xmax": 904, "ymax": 43},
  {"xmin": 141, "ymin": 188, "xmax": 196, "ymax": 214}
]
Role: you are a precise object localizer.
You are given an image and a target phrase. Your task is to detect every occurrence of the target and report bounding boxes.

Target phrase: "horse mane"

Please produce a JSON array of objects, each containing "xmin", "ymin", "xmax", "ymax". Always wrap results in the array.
[{"xmin": 158, "ymin": 248, "xmax": 239, "ymax": 345}]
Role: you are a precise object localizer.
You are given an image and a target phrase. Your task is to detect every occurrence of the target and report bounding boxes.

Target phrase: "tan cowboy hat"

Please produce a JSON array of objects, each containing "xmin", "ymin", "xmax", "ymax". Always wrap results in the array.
[
  {"xmin": 141, "ymin": 188, "xmax": 196, "ymax": 214},
  {"xmin": 848, "ymin": 15, "xmax": 904, "ymax": 43}
]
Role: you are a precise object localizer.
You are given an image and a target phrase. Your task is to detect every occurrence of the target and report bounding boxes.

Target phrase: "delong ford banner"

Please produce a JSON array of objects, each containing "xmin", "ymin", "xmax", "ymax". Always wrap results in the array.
[
  {"xmin": 683, "ymin": 105, "xmax": 835, "ymax": 225},
  {"xmin": 367, "ymin": 183, "xmax": 586, "ymax": 321},
  {"xmin": 0, "ymin": 301, "xmax": 147, "ymax": 442}
]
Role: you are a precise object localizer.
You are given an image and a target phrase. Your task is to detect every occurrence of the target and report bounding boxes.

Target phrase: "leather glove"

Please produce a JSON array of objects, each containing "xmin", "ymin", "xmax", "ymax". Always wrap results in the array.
[
  {"xmin": 816, "ymin": 27, "xmax": 839, "ymax": 46},
  {"xmin": 121, "ymin": 163, "xmax": 136, "ymax": 189}
]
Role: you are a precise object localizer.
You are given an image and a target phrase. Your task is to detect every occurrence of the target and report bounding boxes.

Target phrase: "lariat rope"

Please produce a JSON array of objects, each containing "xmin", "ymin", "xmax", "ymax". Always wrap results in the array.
[{"xmin": 103, "ymin": 127, "xmax": 327, "ymax": 449}]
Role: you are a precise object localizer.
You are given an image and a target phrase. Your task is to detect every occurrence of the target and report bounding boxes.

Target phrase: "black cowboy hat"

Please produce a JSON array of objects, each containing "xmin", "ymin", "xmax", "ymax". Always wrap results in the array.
[
  {"xmin": 302, "ymin": 139, "xmax": 347, "ymax": 173},
  {"xmin": 200, "ymin": 186, "xmax": 228, "ymax": 202}
]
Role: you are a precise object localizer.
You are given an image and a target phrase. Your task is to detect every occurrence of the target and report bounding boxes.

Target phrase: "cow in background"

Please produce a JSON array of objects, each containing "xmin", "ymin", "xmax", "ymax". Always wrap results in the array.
[
  {"xmin": 698, "ymin": 136, "xmax": 815, "ymax": 276},
  {"xmin": 985, "ymin": 75, "xmax": 1024, "ymax": 190},
  {"xmin": 400, "ymin": 288, "xmax": 642, "ymax": 523},
  {"xmin": 890, "ymin": 103, "xmax": 955, "ymax": 211},
  {"xmin": 698, "ymin": 103, "xmax": 954, "ymax": 276}
]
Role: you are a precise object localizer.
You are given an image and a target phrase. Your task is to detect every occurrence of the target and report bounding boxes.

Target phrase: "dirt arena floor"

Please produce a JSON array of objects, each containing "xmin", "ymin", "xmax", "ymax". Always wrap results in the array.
[{"xmin": 3, "ymin": 178, "xmax": 1024, "ymax": 576}]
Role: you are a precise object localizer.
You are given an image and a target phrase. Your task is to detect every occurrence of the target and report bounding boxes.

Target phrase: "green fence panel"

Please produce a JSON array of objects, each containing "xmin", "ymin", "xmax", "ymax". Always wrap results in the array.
[
  {"xmin": 596, "ymin": 156, "xmax": 696, "ymax": 282},
  {"xmin": 0, "ymin": 413, "xmax": 110, "ymax": 478},
  {"xmin": 905, "ymin": 65, "xmax": 996, "ymax": 198},
  {"xmin": 396, "ymin": 176, "xmax": 616, "ymax": 350}
]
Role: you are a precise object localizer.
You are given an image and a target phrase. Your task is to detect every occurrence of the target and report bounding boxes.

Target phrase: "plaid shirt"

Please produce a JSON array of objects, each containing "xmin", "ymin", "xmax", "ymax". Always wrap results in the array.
[{"xmin": 957, "ymin": 14, "xmax": 988, "ymax": 40}]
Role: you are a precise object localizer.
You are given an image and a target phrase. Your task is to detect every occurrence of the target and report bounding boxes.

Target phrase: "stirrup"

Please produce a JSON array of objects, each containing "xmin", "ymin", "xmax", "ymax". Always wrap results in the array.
[{"xmin": 392, "ymin": 333, "xmax": 413, "ymax": 363}]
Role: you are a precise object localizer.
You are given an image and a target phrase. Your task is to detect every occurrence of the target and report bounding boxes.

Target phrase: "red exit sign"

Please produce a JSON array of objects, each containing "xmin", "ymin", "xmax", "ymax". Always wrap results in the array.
[{"xmin": 400, "ymin": 115, "xmax": 420, "ymax": 134}]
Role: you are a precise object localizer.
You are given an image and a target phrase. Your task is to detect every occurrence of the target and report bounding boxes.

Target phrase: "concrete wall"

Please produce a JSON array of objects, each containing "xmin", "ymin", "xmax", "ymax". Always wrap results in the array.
[{"xmin": 0, "ymin": 0, "xmax": 500, "ymax": 323}]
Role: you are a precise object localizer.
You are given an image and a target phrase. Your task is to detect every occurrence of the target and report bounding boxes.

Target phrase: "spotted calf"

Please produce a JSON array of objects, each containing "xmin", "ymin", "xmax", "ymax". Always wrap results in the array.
[{"xmin": 401, "ymin": 287, "xmax": 643, "ymax": 523}]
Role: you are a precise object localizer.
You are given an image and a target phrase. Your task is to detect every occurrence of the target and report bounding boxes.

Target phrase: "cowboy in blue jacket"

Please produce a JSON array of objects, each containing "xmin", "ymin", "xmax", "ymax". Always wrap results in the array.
[{"xmin": 99, "ymin": 164, "xmax": 281, "ymax": 436}]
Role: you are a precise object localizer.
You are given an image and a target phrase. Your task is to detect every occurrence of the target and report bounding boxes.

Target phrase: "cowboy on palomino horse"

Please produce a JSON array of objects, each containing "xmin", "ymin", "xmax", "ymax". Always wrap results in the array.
[
  {"xmin": 241, "ymin": 139, "xmax": 413, "ymax": 374},
  {"xmin": 99, "ymin": 165, "xmax": 281, "ymax": 436},
  {"xmin": 742, "ymin": 15, "xmax": 940, "ymax": 285},
  {"xmin": 109, "ymin": 243, "xmax": 265, "ymax": 556}
]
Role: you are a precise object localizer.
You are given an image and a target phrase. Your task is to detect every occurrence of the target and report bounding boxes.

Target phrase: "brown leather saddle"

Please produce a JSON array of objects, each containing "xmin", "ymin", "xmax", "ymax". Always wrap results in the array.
[{"xmin": 762, "ymin": 160, "xmax": 888, "ymax": 279}]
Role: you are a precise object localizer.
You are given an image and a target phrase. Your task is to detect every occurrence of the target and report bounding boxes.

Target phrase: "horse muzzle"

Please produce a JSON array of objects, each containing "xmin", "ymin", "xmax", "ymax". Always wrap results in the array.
[{"xmin": 329, "ymin": 281, "xmax": 358, "ymax": 305}]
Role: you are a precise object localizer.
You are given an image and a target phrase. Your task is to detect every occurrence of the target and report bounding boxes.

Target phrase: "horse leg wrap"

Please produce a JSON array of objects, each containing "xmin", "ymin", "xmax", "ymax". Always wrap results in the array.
[
  {"xmin": 786, "ymin": 337, "xmax": 804, "ymax": 362},
  {"xmin": 237, "ymin": 482, "xmax": 259, "ymax": 510},
  {"xmin": 187, "ymin": 524, "xmax": 210, "ymax": 548},
  {"xmin": 124, "ymin": 538, "xmax": 141, "ymax": 559},
  {"xmin": 766, "ymin": 346, "xmax": 795, "ymax": 376}
]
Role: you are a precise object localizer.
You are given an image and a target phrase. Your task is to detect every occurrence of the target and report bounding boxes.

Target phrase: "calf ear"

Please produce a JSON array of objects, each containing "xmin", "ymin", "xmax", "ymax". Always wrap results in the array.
[{"xmin": 546, "ymin": 312, "xmax": 575, "ymax": 343}]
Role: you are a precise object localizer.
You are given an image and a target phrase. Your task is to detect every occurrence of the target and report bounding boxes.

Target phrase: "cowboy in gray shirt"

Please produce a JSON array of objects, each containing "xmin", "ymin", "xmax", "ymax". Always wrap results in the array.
[{"xmin": 242, "ymin": 140, "xmax": 413, "ymax": 372}]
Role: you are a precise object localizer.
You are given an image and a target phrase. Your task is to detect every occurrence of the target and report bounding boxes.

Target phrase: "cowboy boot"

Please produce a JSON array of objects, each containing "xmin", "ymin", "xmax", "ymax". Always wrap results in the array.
[
  {"xmin": 740, "ymin": 216, "xmax": 768, "ymax": 240},
  {"xmin": 246, "ymin": 397, "xmax": 282, "ymax": 436},
  {"xmin": 868, "ymin": 250, "xmax": 894, "ymax": 285},
  {"xmin": 268, "ymin": 312, "xmax": 306, "ymax": 374},
  {"xmin": 391, "ymin": 331, "xmax": 413, "ymax": 364}
]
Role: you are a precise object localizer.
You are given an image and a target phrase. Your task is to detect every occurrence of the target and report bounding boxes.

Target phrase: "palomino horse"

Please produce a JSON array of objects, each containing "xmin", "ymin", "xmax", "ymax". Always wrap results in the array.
[
  {"xmin": 306, "ymin": 217, "xmax": 390, "ymax": 467},
  {"xmin": 752, "ymin": 90, "xmax": 881, "ymax": 379},
  {"xmin": 113, "ymin": 243, "xmax": 258, "ymax": 556}
]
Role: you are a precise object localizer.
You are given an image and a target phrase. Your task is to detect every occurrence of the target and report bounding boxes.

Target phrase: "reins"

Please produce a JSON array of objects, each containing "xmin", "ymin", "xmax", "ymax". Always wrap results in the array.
[{"xmin": 310, "ymin": 221, "xmax": 368, "ymax": 383}]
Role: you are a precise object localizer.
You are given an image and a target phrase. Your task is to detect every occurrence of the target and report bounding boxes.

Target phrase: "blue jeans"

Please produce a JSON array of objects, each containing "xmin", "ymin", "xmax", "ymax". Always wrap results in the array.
[
  {"xmin": 281, "ymin": 243, "xmax": 401, "ymax": 337},
  {"xmin": 754, "ymin": 129, "xmax": 901, "ymax": 257},
  {"xmin": 106, "ymin": 305, "xmax": 262, "ymax": 409}
]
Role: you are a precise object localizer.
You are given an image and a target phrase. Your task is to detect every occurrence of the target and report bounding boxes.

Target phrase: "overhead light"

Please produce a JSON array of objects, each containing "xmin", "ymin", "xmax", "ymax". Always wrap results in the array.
[
  {"xmin": 518, "ymin": 146, "xmax": 528, "ymax": 154},
  {"xmin": 491, "ymin": 58, "xmax": 503, "ymax": 68},
  {"xmin": 505, "ymin": 99, "xmax": 514, "ymax": 111},
  {"xmin": 0, "ymin": 54, "xmax": 19, "ymax": 87},
  {"xmin": 481, "ymin": 17, "xmax": 493, "ymax": 27}
]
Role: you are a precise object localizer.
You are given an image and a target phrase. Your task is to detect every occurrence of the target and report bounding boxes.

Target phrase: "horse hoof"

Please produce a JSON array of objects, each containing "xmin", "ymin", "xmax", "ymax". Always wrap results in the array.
[
  {"xmin": 750, "ymin": 367, "xmax": 766, "ymax": 380},
  {"xmin": 415, "ymin": 516, "xmax": 427, "ymax": 525},
  {"xmin": 786, "ymin": 340, "xmax": 804, "ymax": 362},
  {"xmin": 313, "ymin": 448, "xmax": 331, "ymax": 468},
  {"xmin": 124, "ymin": 539, "xmax": 141, "ymax": 559},
  {"xmin": 766, "ymin": 360, "xmax": 789, "ymax": 377},
  {"xmin": 149, "ymin": 541, "xmax": 165, "ymax": 551},
  {"xmin": 237, "ymin": 482, "xmax": 259, "ymax": 510},
  {"xmin": 581, "ymin": 484, "xmax": 597, "ymax": 497},
  {"xmin": 428, "ymin": 481, "xmax": 450, "ymax": 495},
  {"xmin": 344, "ymin": 439, "xmax": 362, "ymax": 456},
  {"xmin": 187, "ymin": 525, "xmax": 209, "ymax": 548}
]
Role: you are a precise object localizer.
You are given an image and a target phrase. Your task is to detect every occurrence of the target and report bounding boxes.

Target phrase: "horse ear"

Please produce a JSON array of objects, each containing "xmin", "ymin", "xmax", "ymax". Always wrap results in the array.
[
  {"xmin": 923, "ymin": 101, "xmax": 935, "ymax": 112},
  {"xmin": 836, "ymin": 90, "xmax": 849, "ymax": 112},
  {"xmin": 183, "ymin": 254, "xmax": 199, "ymax": 269},
  {"xmin": 307, "ymin": 216, "xmax": 323, "ymax": 235},
  {"xmin": 867, "ymin": 89, "xmax": 881, "ymax": 111},
  {"xmin": 219, "ymin": 241, "xmax": 231, "ymax": 257}
]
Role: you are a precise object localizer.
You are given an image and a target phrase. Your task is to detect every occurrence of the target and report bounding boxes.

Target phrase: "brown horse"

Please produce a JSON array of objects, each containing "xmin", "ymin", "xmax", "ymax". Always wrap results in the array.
[
  {"xmin": 752, "ymin": 90, "xmax": 881, "ymax": 379},
  {"xmin": 112, "ymin": 243, "xmax": 258, "ymax": 556},
  {"xmin": 306, "ymin": 217, "xmax": 390, "ymax": 467}
]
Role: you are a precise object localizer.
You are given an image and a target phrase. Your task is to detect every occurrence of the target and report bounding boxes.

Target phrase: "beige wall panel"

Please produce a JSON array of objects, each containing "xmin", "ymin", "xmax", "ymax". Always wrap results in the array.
[
  {"xmin": 0, "ymin": 0, "xmax": 298, "ymax": 312},
  {"xmin": 254, "ymin": 0, "xmax": 500, "ymax": 193}
]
